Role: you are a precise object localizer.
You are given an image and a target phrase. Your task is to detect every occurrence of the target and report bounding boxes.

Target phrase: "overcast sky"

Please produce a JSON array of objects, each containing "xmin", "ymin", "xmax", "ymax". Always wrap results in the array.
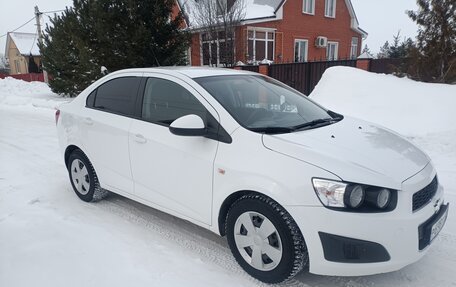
[{"xmin": 1, "ymin": 0, "xmax": 420, "ymax": 56}]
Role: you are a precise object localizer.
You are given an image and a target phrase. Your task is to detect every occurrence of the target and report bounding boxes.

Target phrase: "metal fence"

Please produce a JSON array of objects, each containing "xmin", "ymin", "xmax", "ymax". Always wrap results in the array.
[
  {"xmin": 369, "ymin": 58, "xmax": 409, "ymax": 74},
  {"xmin": 267, "ymin": 59, "xmax": 357, "ymax": 95}
]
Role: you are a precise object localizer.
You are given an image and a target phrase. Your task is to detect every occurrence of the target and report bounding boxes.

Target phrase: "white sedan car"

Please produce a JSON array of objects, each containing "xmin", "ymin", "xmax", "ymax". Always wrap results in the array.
[{"xmin": 56, "ymin": 67, "xmax": 448, "ymax": 283}]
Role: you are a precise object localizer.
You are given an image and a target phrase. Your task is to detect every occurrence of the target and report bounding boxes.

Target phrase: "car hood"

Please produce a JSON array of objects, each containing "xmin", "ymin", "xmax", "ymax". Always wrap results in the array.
[{"xmin": 262, "ymin": 116, "xmax": 430, "ymax": 190}]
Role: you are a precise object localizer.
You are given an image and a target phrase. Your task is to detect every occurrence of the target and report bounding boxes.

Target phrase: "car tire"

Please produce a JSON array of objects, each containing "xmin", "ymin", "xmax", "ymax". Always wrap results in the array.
[
  {"xmin": 67, "ymin": 149, "xmax": 108, "ymax": 202},
  {"xmin": 226, "ymin": 194, "xmax": 308, "ymax": 284}
]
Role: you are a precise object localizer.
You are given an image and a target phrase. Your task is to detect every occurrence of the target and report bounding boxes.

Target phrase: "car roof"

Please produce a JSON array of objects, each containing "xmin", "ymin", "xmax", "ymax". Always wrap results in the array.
[{"xmin": 109, "ymin": 66, "xmax": 258, "ymax": 79}]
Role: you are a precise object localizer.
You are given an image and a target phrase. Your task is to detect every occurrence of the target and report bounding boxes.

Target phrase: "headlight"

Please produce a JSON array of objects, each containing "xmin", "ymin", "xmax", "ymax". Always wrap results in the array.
[
  {"xmin": 344, "ymin": 185, "xmax": 365, "ymax": 208},
  {"xmin": 366, "ymin": 188, "xmax": 391, "ymax": 209},
  {"xmin": 312, "ymin": 178, "xmax": 396, "ymax": 212}
]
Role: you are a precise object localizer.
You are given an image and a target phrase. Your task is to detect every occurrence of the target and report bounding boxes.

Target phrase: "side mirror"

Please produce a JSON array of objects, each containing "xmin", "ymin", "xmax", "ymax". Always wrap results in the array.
[{"xmin": 169, "ymin": 114, "xmax": 207, "ymax": 136}]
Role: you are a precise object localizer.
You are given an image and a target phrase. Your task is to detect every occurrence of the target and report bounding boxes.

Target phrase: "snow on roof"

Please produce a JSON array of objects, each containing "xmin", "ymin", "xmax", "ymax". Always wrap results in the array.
[
  {"xmin": 177, "ymin": 0, "xmax": 282, "ymax": 27},
  {"xmin": 7, "ymin": 32, "xmax": 40, "ymax": 57},
  {"xmin": 357, "ymin": 51, "xmax": 373, "ymax": 59}
]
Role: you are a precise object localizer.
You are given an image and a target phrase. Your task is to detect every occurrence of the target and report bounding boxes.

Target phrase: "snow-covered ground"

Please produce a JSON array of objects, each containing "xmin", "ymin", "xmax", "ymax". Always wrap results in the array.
[{"xmin": 0, "ymin": 71, "xmax": 455, "ymax": 287}]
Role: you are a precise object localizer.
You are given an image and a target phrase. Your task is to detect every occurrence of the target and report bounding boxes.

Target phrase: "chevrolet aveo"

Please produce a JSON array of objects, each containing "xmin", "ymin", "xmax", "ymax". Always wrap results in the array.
[{"xmin": 56, "ymin": 67, "xmax": 448, "ymax": 283}]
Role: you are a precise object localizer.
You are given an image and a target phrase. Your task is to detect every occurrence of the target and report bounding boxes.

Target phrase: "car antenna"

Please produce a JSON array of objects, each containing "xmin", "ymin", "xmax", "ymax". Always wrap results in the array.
[{"xmin": 150, "ymin": 46, "xmax": 161, "ymax": 67}]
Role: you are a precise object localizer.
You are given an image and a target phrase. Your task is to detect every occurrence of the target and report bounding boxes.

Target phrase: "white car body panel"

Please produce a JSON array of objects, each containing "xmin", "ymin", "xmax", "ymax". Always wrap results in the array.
[
  {"xmin": 263, "ymin": 116, "xmax": 430, "ymax": 190},
  {"xmin": 56, "ymin": 67, "xmax": 447, "ymax": 278}
]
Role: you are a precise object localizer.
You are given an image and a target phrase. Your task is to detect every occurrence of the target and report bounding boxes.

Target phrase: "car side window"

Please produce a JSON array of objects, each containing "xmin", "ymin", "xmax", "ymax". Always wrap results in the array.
[
  {"xmin": 92, "ymin": 77, "xmax": 141, "ymax": 116},
  {"xmin": 142, "ymin": 77, "xmax": 207, "ymax": 125},
  {"xmin": 86, "ymin": 90, "xmax": 96, "ymax": 107}
]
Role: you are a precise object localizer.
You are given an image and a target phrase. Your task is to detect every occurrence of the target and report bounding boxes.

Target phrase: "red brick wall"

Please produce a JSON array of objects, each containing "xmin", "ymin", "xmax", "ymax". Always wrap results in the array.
[
  {"xmin": 190, "ymin": 33, "xmax": 201, "ymax": 66},
  {"xmin": 242, "ymin": 0, "xmax": 362, "ymax": 63},
  {"xmin": 189, "ymin": 0, "xmax": 363, "ymax": 66},
  {"xmin": 356, "ymin": 59, "xmax": 370, "ymax": 71},
  {"xmin": 172, "ymin": 1, "xmax": 187, "ymax": 29}
]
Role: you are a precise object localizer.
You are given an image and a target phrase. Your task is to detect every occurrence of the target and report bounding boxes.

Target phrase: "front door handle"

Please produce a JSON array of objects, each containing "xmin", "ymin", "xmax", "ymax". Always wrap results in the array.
[
  {"xmin": 83, "ymin": 117, "xmax": 93, "ymax": 125},
  {"xmin": 134, "ymin": 134, "xmax": 147, "ymax": 144}
]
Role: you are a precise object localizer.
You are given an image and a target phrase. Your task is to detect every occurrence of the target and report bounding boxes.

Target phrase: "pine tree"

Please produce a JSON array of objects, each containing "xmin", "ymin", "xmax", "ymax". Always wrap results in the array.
[
  {"xmin": 407, "ymin": 0, "xmax": 456, "ymax": 83},
  {"xmin": 40, "ymin": 0, "xmax": 190, "ymax": 96},
  {"xmin": 361, "ymin": 45, "xmax": 373, "ymax": 58},
  {"xmin": 377, "ymin": 31, "xmax": 414, "ymax": 59}
]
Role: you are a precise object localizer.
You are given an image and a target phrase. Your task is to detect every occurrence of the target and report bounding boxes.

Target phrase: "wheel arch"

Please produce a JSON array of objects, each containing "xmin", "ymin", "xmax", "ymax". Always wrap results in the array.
[
  {"xmin": 218, "ymin": 190, "xmax": 287, "ymax": 236},
  {"xmin": 64, "ymin": 145, "xmax": 89, "ymax": 168}
]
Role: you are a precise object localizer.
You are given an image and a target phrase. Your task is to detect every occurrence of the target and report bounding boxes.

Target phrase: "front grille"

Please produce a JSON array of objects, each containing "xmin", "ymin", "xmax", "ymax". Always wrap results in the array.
[{"xmin": 412, "ymin": 176, "xmax": 438, "ymax": 212}]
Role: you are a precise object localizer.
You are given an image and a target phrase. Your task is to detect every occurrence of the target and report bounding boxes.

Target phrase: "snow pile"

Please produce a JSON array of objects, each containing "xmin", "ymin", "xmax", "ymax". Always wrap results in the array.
[
  {"xmin": 0, "ymin": 77, "xmax": 69, "ymax": 109},
  {"xmin": 310, "ymin": 67, "xmax": 456, "ymax": 136}
]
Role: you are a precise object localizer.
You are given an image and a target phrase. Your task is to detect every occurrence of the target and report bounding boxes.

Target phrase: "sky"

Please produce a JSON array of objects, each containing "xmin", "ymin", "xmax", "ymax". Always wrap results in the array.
[{"xmin": 0, "ymin": 0, "xmax": 420, "ymax": 57}]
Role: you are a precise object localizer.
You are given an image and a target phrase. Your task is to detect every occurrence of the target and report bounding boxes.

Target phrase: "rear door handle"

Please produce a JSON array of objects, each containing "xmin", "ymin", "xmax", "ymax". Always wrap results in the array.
[
  {"xmin": 134, "ymin": 134, "xmax": 147, "ymax": 144},
  {"xmin": 83, "ymin": 117, "xmax": 93, "ymax": 125}
]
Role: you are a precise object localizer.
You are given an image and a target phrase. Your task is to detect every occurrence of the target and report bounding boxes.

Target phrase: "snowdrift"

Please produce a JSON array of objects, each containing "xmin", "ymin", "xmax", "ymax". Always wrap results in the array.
[
  {"xmin": 310, "ymin": 67, "xmax": 456, "ymax": 136},
  {"xmin": 0, "ymin": 77, "xmax": 69, "ymax": 109}
]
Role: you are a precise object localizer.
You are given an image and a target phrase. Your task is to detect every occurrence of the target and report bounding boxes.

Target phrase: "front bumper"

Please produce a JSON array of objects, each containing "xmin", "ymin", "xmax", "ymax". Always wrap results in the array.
[{"xmin": 287, "ymin": 163, "xmax": 448, "ymax": 276}]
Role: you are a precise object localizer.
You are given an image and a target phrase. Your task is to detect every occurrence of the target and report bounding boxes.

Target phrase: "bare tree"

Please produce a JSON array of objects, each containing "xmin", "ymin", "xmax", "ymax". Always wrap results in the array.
[{"xmin": 190, "ymin": 0, "xmax": 246, "ymax": 67}]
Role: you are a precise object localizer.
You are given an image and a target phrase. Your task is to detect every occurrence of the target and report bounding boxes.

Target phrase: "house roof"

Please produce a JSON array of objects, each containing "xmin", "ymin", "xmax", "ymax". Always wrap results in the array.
[
  {"xmin": 177, "ymin": 0, "xmax": 283, "ymax": 27},
  {"xmin": 5, "ymin": 32, "xmax": 40, "ymax": 58},
  {"xmin": 177, "ymin": 0, "xmax": 367, "ymax": 37}
]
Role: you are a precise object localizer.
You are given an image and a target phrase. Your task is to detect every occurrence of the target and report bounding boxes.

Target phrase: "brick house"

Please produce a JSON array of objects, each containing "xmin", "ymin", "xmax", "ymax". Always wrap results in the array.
[{"xmin": 175, "ymin": 0, "xmax": 367, "ymax": 66}]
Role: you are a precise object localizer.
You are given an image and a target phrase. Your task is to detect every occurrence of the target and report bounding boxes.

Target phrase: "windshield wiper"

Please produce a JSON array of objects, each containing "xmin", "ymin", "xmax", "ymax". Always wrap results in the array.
[
  {"xmin": 292, "ymin": 118, "xmax": 338, "ymax": 131},
  {"xmin": 249, "ymin": 127, "xmax": 295, "ymax": 134}
]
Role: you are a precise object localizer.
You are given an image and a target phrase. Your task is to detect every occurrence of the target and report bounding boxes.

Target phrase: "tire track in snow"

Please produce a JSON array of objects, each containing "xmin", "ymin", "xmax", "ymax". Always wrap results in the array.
[{"xmin": 96, "ymin": 193, "xmax": 312, "ymax": 287}]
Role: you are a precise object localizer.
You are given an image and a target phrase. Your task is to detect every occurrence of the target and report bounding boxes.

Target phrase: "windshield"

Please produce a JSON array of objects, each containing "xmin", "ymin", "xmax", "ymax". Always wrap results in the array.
[{"xmin": 194, "ymin": 75, "xmax": 342, "ymax": 133}]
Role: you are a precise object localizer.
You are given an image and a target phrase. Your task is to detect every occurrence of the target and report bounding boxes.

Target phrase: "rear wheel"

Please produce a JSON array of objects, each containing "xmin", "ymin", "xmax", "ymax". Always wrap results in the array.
[
  {"xmin": 226, "ymin": 194, "xmax": 308, "ymax": 283},
  {"xmin": 68, "ymin": 149, "xmax": 107, "ymax": 202}
]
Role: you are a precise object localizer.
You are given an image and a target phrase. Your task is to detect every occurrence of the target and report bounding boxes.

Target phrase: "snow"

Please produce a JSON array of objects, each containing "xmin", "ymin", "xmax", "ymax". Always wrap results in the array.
[
  {"xmin": 178, "ymin": 0, "xmax": 279, "ymax": 27},
  {"xmin": 244, "ymin": 0, "xmax": 278, "ymax": 19},
  {"xmin": 357, "ymin": 51, "xmax": 373, "ymax": 59},
  {"xmin": 0, "ymin": 77, "xmax": 69, "ymax": 109},
  {"xmin": 8, "ymin": 32, "xmax": 40, "ymax": 56},
  {"xmin": 1, "ymin": 69, "xmax": 456, "ymax": 286}
]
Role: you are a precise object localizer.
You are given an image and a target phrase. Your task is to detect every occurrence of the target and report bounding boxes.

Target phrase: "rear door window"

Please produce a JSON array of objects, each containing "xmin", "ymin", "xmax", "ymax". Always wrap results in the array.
[{"xmin": 93, "ymin": 77, "xmax": 141, "ymax": 116}]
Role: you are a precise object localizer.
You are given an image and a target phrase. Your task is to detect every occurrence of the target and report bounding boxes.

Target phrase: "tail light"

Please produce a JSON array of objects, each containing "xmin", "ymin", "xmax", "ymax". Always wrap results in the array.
[{"xmin": 55, "ymin": 109, "xmax": 60, "ymax": 125}]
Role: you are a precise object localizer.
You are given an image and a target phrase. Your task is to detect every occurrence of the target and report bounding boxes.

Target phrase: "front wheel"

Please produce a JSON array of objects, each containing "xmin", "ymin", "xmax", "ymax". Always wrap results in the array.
[{"xmin": 226, "ymin": 194, "xmax": 308, "ymax": 283}]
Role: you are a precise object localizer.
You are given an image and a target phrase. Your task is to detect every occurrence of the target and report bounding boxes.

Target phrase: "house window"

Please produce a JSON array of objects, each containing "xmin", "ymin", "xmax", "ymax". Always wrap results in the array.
[
  {"xmin": 302, "ymin": 0, "xmax": 315, "ymax": 14},
  {"xmin": 350, "ymin": 37, "xmax": 359, "ymax": 59},
  {"xmin": 201, "ymin": 31, "xmax": 234, "ymax": 66},
  {"xmin": 15, "ymin": 60, "xmax": 21, "ymax": 74},
  {"xmin": 326, "ymin": 41, "xmax": 339, "ymax": 60},
  {"xmin": 294, "ymin": 39, "xmax": 308, "ymax": 62},
  {"xmin": 325, "ymin": 0, "xmax": 336, "ymax": 18},
  {"xmin": 247, "ymin": 29, "xmax": 275, "ymax": 62}
]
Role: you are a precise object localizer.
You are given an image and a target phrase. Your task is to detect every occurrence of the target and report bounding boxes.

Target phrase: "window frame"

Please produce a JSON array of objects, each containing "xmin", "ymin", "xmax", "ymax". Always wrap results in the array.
[
  {"xmin": 200, "ymin": 31, "xmax": 235, "ymax": 67},
  {"xmin": 324, "ymin": 0, "xmax": 337, "ymax": 18},
  {"xmin": 139, "ymin": 77, "xmax": 210, "ymax": 128},
  {"xmin": 350, "ymin": 37, "xmax": 359, "ymax": 59},
  {"xmin": 294, "ymin": 39, "xmax": 309, "ymax": 62},
  {"xmin": 85, "ymin": 76, "xmax": 143, "ymax": 118},
  {"xmin": 247, "ymin": 28, "xmax": 275, "ymax": 62},
  {"xmin": 326, "ymin": 41, "xmax": 339, "ymax": 61},
  {"xmin": 137, "ymin": 74, "xmax": 232, "ymax": 143},
  {"xmin": 302, "ymin": 0, "xmax": 315, "ymax": 15}
]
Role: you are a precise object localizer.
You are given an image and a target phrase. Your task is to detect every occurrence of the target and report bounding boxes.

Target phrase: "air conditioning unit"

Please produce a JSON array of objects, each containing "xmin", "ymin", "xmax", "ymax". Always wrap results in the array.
[{"xmin": 315, "ymin": 36, "xmax": 328, "ymax": 48}]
